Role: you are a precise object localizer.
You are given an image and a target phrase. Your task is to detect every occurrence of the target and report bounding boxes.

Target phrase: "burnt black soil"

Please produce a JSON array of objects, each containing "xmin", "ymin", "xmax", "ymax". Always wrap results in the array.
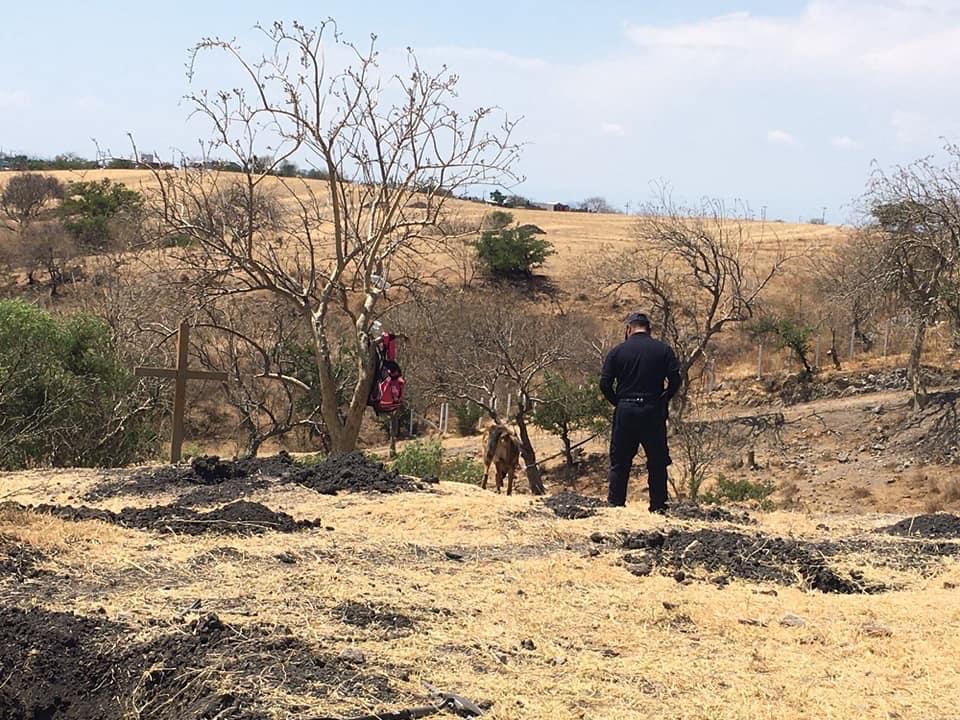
[
  {"xmin": 0, "ymin": 607, "xmax": 400, "ymax": 720},
  {"xmin": 823, "ymin": 537, "xmax": 960, "ymax": 574},
  {"xmin": 333, "ymin": 601, "xmax": 416, "ymax": 632},
  {"xmin": 543, "ymin": 492, "xmax": 606, "ymax": 519},
  {"xmin": 665, "ymin": 502, "xmax": 754, "ymax": 525},
  {"xmin": 0, "ymin": 535, "xmax": 46, "ymax": 581},
  {"xmin": 878, "ymin": 513, "xmax": 960, "ymax": 539},
  {"xmin": 600, "ymin": 528, "xmax": 882, "ymax": 593},
  {"xmin": 293, "ymin": 451, "xmax": 428, "ymax": 495},
  {"xmin": 5, "ymin": 500, "xmax": 320, "ymax": 536},
  {"xmin": 86, "ymin": 451, "xmax": 429, "ymax": 504}
]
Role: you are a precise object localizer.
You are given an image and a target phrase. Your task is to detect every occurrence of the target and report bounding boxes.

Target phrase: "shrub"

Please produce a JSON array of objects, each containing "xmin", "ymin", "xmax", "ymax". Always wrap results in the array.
[
  {"xmin": 442, "ymin": 455, "xmax": 484, "ymax": 485},
  {"xmin": 59, "ymin": 179, "xmax": 143, "ymax": 249},
  {"xmin": 701, "ymin": 474, "xmax": 776, "ymax": 510},
  {"xmin": 391, "ymin": 439, "xmax": 444, "ymax": 478},
  {"xmin": 473, "ymin": 225, "xmax": 554, "ymax": 277},
  {"xmin": 0, "ymin": 300, "xmax": 158, "ymax": 469},
  {"xmin": 483, "ymin": 210, "xmax": 514, "ymax": 230}
]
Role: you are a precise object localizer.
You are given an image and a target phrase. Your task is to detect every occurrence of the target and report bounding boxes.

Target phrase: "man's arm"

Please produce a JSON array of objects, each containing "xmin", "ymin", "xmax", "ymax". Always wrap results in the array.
[
  {"xmin": 664, "ymin": 346, "xmax": 682, "ymax": 401},
  {"xmin": 599, "ymin": 348, "xmax": 618, "ymax": 406}
]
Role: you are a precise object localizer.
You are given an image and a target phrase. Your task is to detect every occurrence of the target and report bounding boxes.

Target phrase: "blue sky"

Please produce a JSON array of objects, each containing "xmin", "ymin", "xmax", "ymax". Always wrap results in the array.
[{"xmin": 3, "ymin": 1, "xmax": 960, "ymax": 223}]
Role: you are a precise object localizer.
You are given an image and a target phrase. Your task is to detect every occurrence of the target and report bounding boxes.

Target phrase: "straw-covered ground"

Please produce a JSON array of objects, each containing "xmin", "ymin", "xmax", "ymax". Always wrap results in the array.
[{"xmin": 2, "ymin": 454, "xmax": 959, "ymax": 720}]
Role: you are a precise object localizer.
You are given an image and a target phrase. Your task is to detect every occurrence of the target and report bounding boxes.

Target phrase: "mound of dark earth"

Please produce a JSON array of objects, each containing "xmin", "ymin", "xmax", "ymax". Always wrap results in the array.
[
  {"xmin": 596, "ymin": 528, "xmax": 881, "ymax": 594},
  {"xmin": 543, "ymin": 492, "xmax": 606, "ymax": 519},
  {"xmin": 292, "ymin": 451, "xmax": 428, "ymax": 495},
  {"xmin": 334, "ymin": 600, "xmax": 416, "ymax": 632},
  {"xmin": 0, "ymin": 607, "xmax": 401, "ymax": 720},
  {"xmin": 822, "ymin": 537, "xmax": 960, "ymax": 574},
  {"xmin": 5, "ymin": 500, "xmax": 320, "ymax": 536},
  {"xmin": 878, "ymin": 513, "xmax": 960, "ymax": 539},
  {"xmin": 665, "ymin": 502, "xmax": 754, "ymax": 525},
  {"xmin": 86, "ymin": 451, "xmax": 428, "ymax": 504},
  {"xmin": 0, "ymin": 535, "xmax": 46, "ymax": 581}
]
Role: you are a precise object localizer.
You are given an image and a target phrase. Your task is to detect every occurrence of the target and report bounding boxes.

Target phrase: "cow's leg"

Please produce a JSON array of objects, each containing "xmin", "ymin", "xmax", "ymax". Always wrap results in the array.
[
  {"xmin": 507, "ymin": 467, "xmax": 515, "ymax": 496},
  {"xmin": 481, "ymin": 459, "xmax": 490, "ymax": 490},
  {"xmin": 495, "ymin": 466, "xmax": 503, "ymax": 494}
]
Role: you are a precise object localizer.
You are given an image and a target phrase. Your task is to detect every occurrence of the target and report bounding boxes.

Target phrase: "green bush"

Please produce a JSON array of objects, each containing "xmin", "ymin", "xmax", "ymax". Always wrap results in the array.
[
  {"xmin": 442, "ymin": 455, "xmax": 484, "ymax": 485},
  {"xmin": 0, "ymin": 300, "xmax": 158, "ymax": 469},
  {"xmin": 701, "ymin": 474, "xmax": 776, "ymax": 510},
  {"xmin": 59, "ymin": 179, "xmax": 143, "ymax": 249},
  {"xmin": 391, "ymin": 439, "xmax": 444, "ymax": 478},
  {"xmin": 473, "ymin": 225, "xmax": 554, "ymax": 277}
]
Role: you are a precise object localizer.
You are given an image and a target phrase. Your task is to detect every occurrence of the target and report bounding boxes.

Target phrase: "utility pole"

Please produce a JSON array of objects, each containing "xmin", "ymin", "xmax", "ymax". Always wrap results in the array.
[{"xmin": 821, "ymin": 206, "xmax": 827, "ymax": 224}]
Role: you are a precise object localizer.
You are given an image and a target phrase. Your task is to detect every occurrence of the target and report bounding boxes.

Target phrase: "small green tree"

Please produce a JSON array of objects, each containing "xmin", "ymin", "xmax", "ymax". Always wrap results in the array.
[
  {"xmin": 474, "ymin": 225, "xmax": 554, "ymax": 277},
  {"xmin": 531, "ymin": 373, "xmax": 608, "ymax": 468},
  {"xmin": 59, "ymin": 179, "xmax": 143, "ymax": 249},
  {"xmin": 751, "ymin": 316, "xmax": 816, "ymax": 374},
  {"xmin": 490, "ymin": 190, "xmax": 506, "ymax": 206}
]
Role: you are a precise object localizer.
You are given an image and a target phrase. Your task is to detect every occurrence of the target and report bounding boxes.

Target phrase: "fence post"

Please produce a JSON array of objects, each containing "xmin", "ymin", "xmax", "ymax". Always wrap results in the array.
[
  {"xmin": 883, "ymin": 321, "xmax": 890, "ymax": 357},
  {"xmin": 757, "ymin": 343, "xmax": 764, "ymax": 378},
  {"xmin": 814, "ymin": 335, "xmax": 821, "ymax": 368},
  {"xmin": 439, "ymin": 403, "xmax": 449, "ymax": 433},
  {"xmin": 849, "ymin": 325, "xmax": 856, "ymax": 360},
  {"xmin": 409, "ymin": 409, "xmax": 415, "ymax": 437}
]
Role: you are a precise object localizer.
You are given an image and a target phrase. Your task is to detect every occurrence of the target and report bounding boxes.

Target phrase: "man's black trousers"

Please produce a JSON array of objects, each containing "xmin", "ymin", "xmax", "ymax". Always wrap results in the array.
[{"xmin": 607, "ymin": 400, "xmax": 669, "ymax": 510}]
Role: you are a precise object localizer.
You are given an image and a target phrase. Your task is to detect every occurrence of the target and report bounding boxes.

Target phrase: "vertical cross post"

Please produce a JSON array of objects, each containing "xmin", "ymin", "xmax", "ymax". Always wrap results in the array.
[{"xmin": 135, "ymin": 320, "xmax": 228, "ymax": 463}]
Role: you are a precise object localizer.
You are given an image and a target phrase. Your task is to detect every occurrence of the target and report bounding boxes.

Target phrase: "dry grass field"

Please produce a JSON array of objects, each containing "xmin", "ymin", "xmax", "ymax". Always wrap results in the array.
[
  {"xmin": 3, "ymin": 461, "xmax": 960, "ymax": 720},
  {"xmin": 30, "ymin": 168, "xmax": 846, "ymax": 284}
]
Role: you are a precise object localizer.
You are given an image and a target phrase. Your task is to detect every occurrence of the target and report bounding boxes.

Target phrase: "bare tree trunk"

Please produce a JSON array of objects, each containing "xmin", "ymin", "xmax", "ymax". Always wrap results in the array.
[
  {"xmin": 514, "ymin": 410, "xmax": 544, "ymax": 495},
  {"xmin": 244, "ymin": 434, "xmax": 263, "ymax": 459},
  {"xmin": 561, "ymin": 428, "xmax": 575, "ymax": 468},
  {"xmin": 907, "ymin": 320, "xmax": 928, "ymax": 411}
]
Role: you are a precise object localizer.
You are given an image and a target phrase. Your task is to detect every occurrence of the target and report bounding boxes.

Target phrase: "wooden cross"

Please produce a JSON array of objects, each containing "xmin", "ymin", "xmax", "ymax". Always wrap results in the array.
[{"xmin": 135, "ymin": 320, "xmax": 227, "ymax": 463}]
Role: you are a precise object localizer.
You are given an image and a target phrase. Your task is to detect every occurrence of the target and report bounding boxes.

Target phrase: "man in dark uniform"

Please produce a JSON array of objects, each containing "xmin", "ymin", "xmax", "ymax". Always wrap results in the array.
[{"xmin": 599, "ymin": 312, "xmax": 681, "ymax": 512}]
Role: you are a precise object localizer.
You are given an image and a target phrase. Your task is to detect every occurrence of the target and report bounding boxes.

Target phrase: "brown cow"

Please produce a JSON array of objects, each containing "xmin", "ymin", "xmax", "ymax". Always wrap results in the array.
[{"xmin": 481, "ymin": 423, "xmax": 522, "ymax": 495}]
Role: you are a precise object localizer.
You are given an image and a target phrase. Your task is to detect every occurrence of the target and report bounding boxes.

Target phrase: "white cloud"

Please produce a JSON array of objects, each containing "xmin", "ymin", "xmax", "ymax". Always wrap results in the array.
[
  {"xmin": 0, "ymin": 90, "xmax": 29, "ymax": 110},
  {"xmin": 831, "ymin": 135, "xmax": 862, "ymax": 150},
  {"xmin": 601, "ymin": 122, "xmax": 625, "ymax": 137},
  {"xmin": 767, "ymin": 129, "xmax": 797, "ymax": 145}
]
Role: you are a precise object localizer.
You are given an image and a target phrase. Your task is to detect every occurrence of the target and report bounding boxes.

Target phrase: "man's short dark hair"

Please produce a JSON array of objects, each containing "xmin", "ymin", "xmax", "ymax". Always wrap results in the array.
[{"xmin": 625, "ymin": 311, "xmax": 651, "ymax": 329}]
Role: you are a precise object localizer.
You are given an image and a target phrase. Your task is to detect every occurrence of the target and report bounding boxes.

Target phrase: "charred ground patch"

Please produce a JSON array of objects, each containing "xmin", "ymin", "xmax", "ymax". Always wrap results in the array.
[
  {"xmin": 592, "ymin": 527, "xmax": 886, "ymax": 594},
  {"xmin": 0, "ymin": 534, "xmax": 47, "ymax": 582},
  {"xmin": 4, "ymin": 499, "xmax": 321, "ymax": 536},
  {"xmin": 85, "ymin": 451, "xmax": 433, "ymax": 505},
  {"xmin": 0, "ymin": 607, "xmax": 406, "ymax": 720},
  {"xmin": 878, "ymin": 513, "xmax": 960, "ymax": 539}
]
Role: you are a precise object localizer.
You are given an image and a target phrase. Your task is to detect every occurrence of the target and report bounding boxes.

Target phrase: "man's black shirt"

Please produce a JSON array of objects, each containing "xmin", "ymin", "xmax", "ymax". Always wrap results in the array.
[{"xmin": 599, "ymin": 332, "xmax": 681, "ymax": 406}]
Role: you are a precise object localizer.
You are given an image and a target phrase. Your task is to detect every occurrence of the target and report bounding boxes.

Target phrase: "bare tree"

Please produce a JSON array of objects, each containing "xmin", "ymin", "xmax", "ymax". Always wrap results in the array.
[
  {"xmin": 192, "ymin": 299, "xmax": 325, "ymax": 457},
  {"xmin": 854, "ymin": 147, "xmax": 960, "ymax": 409},
  {"xmin": 407, "ymin": 291, "xmax": 575, "ymax": 494},
  {"xmin": 0, "ymin": 173, "xmax": 64, "ymax": 235},
  {"xmin": 580, "ymin": 196, "xmax": 616, "ymax": 214},
  {"xmin": 599, "ymin": 194, "xmax": 786, "ymax": 416},
  {"xmin": 145, "ymin": 20, "xmax": 521, "ymax": 454}
]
